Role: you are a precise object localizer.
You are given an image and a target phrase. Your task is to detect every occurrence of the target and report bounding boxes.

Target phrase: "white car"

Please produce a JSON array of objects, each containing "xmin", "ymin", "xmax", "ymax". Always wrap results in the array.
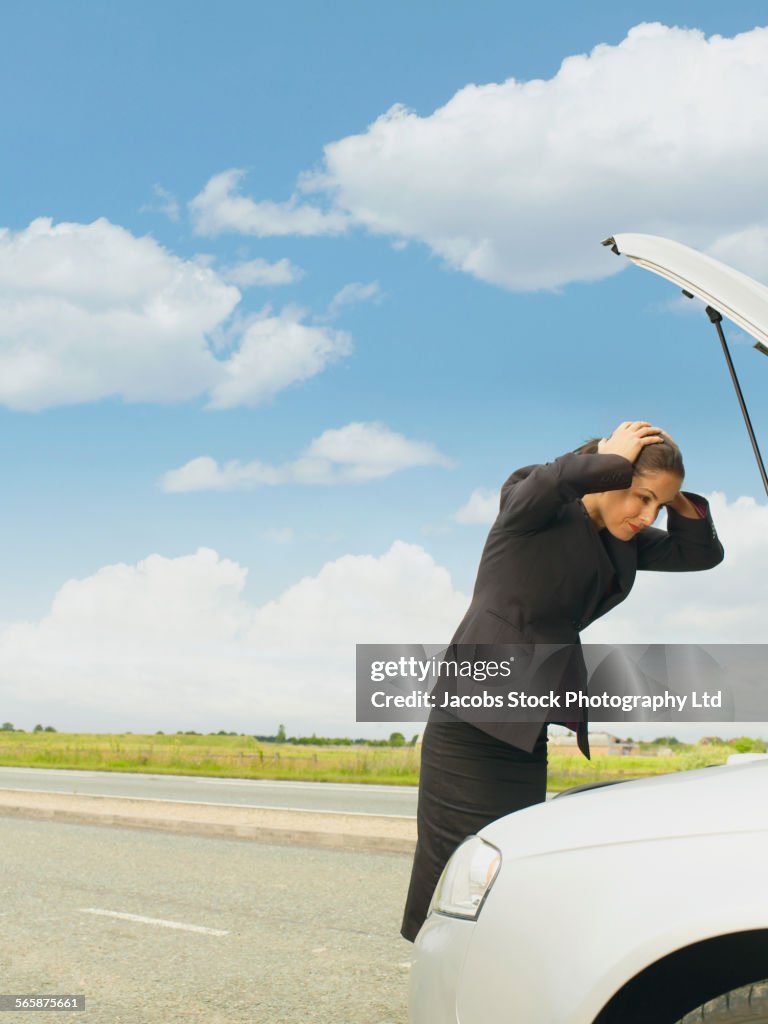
[
  {"xmin": 408, "ymin": 236, "xmax": 768, "ymax": 1024},
  {"xmin": 409, "ymin": 757, "xmax": 768, "ymax": 1023}
]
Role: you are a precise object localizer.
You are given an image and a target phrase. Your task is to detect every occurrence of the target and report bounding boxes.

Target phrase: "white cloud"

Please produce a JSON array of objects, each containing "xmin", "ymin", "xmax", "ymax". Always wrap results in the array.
[
  {"xmin": 222, "ymin": 257, "xmax": 304, "ymax": 287},
  {"xmin": 0, "ymin": 218, "xmax": 349, "ymax": 410},
  {"xmin": 454, "ymin": 487, "xmax": 499, "ymax": 524},
  {"xmin": 583, "ymin": 492, "xmax": 767, "ymax": 644},
  {"xmin": 0, "ymin": 217, "xmax": 238, "ymax": 410},
  {"xmin": 216, "ymin": 24, "xmax": 768, "ymax": 291},
  {"xmin": 0, "ymin": 493, "xmax": 765, "ymax": 734},
  {"xmin": 324, "ymin": 281, "xmax": 383, "ymax": 320},
  {"xmin": 0, "ymin": 542, "xmax": 467, "ymax": 733},
  {"xmin": 581, "ymin": 492, "xmax": 768, "ymax": 739},
  {"xmin": 160, "ymin": 420, "xmax": 452, "ymax": 491},
  {"xmin": 265, "ymin": 527, "xmax": 294, "ymax": 544},
  {"xmin": 140, "ymin": 184, "xmax": 180, "ymax": 222},
  {"xmin": 189, "ymin": 168, "xmax": 350, "ymax": 237},
  {"xmin": 706, "ymin": 226, "xmax": 768, "ymax": 282},
  {"xmin": 205, "ymin": 306, "xmax": 352, "ymax": 409}
]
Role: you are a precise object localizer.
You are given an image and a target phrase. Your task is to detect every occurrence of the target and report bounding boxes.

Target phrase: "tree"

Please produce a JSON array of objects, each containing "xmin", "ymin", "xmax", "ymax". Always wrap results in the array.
[
  {"xmin": 389, "ymin": 731, "xmax": 406, "ymax": 747},
  {"xmin": 0, "ymin": 722, "xmax": 14, "ymax": 732},
  {"xmin": 276, "ymin": 724, "xmax": 287, "ymax": 742},
  {"xmin": 33, "ymin": 724, "xmax": 44, "ymax": 732}
]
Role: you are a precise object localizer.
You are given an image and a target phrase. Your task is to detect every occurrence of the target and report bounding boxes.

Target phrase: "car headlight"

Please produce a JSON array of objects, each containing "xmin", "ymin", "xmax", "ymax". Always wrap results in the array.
[{"xmin": 429, "ymin": 835, "xmax": 502, "ymax": 921}]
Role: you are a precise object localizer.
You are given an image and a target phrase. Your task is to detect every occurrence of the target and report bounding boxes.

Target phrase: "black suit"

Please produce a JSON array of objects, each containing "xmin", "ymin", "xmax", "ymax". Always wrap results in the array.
[
  {"xmin": 401, "ymin": 450, "xmax": 724, "ymax": 942},
  {"xmin": 443, "ymin": 450, "xmax": 724, "ymax": 757}
]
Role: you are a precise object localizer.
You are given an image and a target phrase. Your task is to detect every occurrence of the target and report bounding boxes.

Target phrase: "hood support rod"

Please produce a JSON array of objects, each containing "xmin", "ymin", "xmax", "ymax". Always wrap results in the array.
[{"xmin": 705, "ymin": 306, "xmax": 768, "ymax": 498}]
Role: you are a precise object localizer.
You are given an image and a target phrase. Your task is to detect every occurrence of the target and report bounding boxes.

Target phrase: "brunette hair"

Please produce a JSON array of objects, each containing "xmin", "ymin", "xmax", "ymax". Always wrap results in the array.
[{"xmin": 573, "ymin": 432, "xmax": 685, "ymax": 479}]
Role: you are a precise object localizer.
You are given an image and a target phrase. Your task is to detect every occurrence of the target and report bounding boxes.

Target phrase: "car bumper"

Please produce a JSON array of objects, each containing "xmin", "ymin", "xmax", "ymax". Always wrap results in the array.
[{"xmin": 408, "ymin": 913, "xmax": 476, "ymax": 1024}]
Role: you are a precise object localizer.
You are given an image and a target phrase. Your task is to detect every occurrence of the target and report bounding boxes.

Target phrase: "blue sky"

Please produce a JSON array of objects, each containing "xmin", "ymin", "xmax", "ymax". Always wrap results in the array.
[{"xmin": 0, "ymin": 1, "xmax": 766, "ymax": 739}]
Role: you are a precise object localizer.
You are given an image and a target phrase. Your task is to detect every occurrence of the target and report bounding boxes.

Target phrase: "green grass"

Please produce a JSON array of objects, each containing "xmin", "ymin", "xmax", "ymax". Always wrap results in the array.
[
  {"xmin": 544, "ymin": 746, "xmax": 737, "ymax": 792},
  {"xmin": 0, "ymin": 731, "xmax": 746, "ymax": 789},
  {"xmin": 0, "ymin": 732, "xmax": 421, "ymax": 784}
]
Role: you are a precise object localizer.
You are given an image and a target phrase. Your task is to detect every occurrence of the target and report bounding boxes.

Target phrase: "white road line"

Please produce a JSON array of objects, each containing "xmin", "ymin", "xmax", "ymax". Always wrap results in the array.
[
  {"xmin": 0, "ymin": 787, "xmax": 415, "ymax": 818},
  {"xmin": 0, "ymin": 768, "xmax": 415, "ymax": 794},
  {"xmin": 79, "ymin": 908, "xmax": 228, "ymax": 936}
]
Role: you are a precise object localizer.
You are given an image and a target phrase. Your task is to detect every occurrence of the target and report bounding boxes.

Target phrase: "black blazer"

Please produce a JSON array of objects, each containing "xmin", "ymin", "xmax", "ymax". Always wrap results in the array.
[{"xmin": 440, "ymin": 451, "xmax": 725, "ymax": 758}]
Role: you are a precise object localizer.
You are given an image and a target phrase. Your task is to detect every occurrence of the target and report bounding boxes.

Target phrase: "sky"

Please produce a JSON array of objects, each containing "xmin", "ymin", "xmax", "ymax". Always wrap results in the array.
[{"xmin": 0, "ymin": 0, "xmax": 767, "ymax": 743}]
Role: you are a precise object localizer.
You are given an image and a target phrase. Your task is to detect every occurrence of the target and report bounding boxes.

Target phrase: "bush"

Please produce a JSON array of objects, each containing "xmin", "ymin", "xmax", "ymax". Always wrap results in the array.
[{"xmin": 728, "ymin": 736, "xmax": 767, "ymax": 754}]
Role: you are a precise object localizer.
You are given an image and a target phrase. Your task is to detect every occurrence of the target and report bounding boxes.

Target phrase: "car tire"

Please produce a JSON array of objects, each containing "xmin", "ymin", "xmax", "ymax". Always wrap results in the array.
[{"xmin": 677, "ymin": 980, "xmax": 768, "ymax": 1023}]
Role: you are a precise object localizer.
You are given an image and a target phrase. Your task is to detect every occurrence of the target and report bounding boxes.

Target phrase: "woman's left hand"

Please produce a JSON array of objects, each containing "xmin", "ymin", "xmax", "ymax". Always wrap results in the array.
[{"xmin": 665, "ymin": 492, "xmax": 704, "ymax": 519}]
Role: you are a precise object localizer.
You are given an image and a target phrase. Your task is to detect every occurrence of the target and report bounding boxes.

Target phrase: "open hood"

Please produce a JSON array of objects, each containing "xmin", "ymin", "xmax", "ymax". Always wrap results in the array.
[
  {"xmin": 602, "ymin": 231, "xmax": 768, "ymax": 497},
  {"xmin": 602, "ymin": 232, "xmax": 768, "ymax": 350}
]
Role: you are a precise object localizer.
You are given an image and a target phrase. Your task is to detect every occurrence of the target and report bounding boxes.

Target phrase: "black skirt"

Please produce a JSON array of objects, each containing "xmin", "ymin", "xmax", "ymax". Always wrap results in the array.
[{"xmin": 400, "ymin": 714, "xmax": 548, "ymax": 942}]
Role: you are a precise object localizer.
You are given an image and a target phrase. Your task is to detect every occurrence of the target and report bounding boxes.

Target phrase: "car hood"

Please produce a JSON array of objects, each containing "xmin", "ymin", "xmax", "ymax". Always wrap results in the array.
[
  {"xmin": 478, "ymin": 760, "xmax": 768, "ymax": 859},
  {"xmin": 603, "ymin": 232, "xmax": 768, "ymax": 348}
]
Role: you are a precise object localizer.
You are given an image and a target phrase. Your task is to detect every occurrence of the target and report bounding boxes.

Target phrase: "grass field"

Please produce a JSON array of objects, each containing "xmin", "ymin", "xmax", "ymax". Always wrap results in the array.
[{"xmin": 0, "ymin": 731, "xmax": 751, "ymax": 791}]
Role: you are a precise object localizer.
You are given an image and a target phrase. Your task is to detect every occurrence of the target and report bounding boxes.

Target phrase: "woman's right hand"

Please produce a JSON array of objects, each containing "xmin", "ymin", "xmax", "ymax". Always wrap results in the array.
[{"xmin": 597, "ymin": 421, "xmax": 665, "ymax": 463}]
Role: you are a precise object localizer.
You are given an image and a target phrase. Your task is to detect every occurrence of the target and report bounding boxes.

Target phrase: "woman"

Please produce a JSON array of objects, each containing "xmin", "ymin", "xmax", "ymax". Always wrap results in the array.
[{"xmin": 401, "ymin": 420, "xmax": 724, "ymax": 943}]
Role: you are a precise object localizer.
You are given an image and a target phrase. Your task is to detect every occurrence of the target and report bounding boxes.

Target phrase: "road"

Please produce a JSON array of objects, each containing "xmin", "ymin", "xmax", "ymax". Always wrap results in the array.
[
  {"xmin": 0, "ymin": 767, "xmax": 419, "ymax": 818},
  {"xmin": 0, "ymin": 814, "xmax": 414, "ymax": 1024}
]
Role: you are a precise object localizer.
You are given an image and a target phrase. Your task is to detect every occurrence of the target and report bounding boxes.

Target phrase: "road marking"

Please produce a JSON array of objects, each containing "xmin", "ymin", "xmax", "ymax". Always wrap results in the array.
[
  {"xmin": 0, "ymin": 767, "xmax": 415, "ymax": 794},
  {"xmin": 79, "ymin": 908, "xmax": 228, "ymax": 936}
]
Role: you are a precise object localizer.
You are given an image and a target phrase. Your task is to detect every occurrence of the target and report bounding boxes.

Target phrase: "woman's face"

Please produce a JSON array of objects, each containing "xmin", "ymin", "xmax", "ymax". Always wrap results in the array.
[{"xmin": 598, "ymin": 470, "xmax": 683, "ymax": 541}]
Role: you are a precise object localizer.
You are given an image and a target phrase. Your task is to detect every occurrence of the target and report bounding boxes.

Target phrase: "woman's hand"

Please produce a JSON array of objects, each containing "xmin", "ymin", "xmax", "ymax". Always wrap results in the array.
[
  {"xmin": 665, "ymin": 491, "xmax": 705, "ymax": 518},
  {"xmin": 597, "ymin": 421, "xmax": 665, "ymax": 464}
]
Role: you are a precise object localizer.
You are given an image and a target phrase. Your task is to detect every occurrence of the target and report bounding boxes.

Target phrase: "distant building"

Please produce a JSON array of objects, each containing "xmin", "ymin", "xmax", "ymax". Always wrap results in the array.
[{"xmin": 549, "ymin": 731, "xmax": 641, "ymax": 756}]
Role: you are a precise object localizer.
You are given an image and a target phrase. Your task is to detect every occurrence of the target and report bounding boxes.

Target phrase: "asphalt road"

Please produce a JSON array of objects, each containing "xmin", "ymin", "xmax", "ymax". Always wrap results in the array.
[
  {"xmin": 0, "ymin": 767, "xmax": 419, "ymax": 818},
  {"xmin": 0, "ymin": 815, "xmax": 414, "ymax": 1024}
]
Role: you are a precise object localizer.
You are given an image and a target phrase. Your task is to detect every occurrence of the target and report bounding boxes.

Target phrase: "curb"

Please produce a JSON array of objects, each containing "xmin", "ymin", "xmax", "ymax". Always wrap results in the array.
[{"xmin": 0, "ymin": 788, "xmax": 417, "ymax": 855}]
